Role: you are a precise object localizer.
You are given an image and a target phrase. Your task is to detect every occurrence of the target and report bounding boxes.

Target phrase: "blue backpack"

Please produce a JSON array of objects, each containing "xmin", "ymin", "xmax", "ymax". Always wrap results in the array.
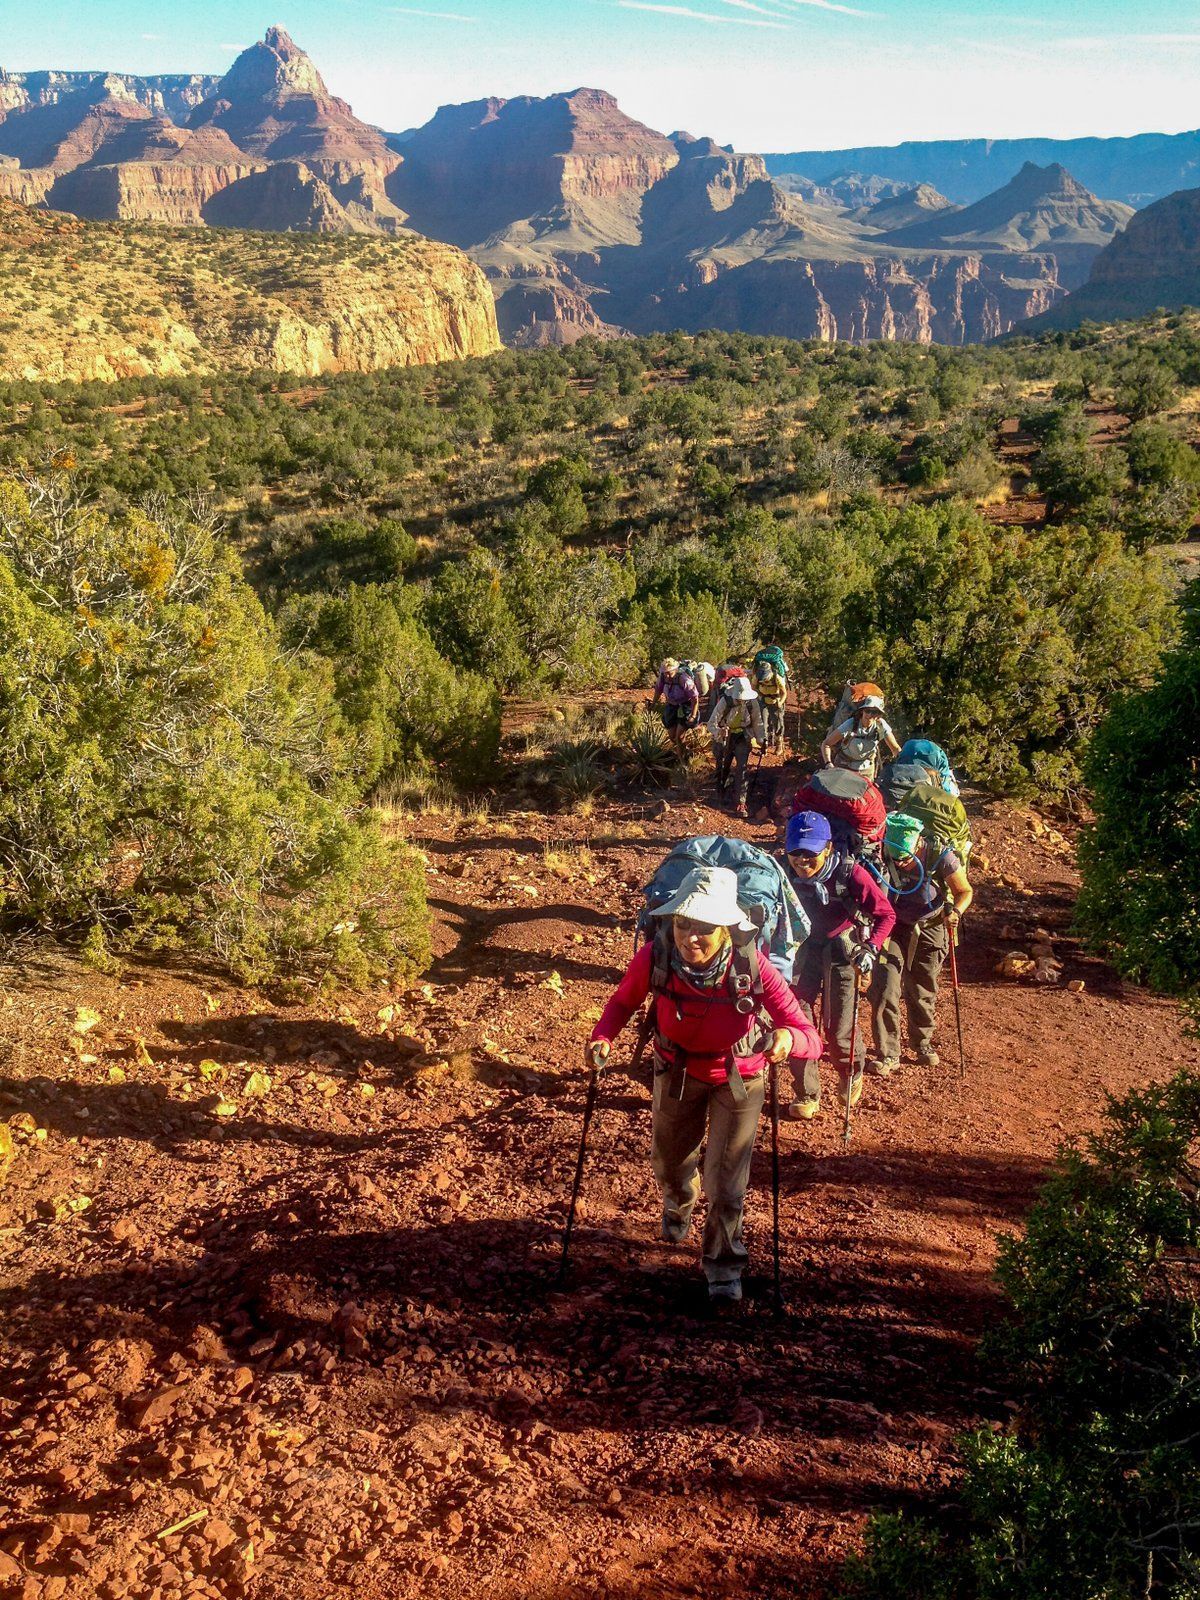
[{"xmin": 637, "ymin": 835, "xmax": 809, "ymax": 983}]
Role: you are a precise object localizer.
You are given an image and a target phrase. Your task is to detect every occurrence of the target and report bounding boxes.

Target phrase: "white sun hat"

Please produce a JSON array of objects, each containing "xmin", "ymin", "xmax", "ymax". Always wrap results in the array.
[
  {"xmin": 730, "ymin": 677, "xmax": 759, "ymax": 701},
  {"xmin": 649, "ymin": 866, "xmax": 755, "ymax": 932}
]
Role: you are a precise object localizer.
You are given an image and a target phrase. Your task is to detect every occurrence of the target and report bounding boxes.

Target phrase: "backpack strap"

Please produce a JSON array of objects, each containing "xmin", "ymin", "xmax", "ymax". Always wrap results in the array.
[
  {"xmin": 649, "ymin": 924, "xmax": 672, "ymax": 997},
  {"xmin": 726, "ymin": 940, "xmax": 764, "ymax": 1009}
]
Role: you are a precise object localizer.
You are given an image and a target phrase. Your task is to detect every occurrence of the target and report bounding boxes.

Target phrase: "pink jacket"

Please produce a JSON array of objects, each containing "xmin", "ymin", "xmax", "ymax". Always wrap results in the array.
[{"xmin": 592, "ymin": 942, "xmax": 822, "ymax": 1086}]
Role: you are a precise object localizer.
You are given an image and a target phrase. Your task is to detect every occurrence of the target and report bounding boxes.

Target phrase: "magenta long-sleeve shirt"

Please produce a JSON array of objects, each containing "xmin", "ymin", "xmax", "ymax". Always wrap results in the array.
[{"xmin": 591, "ymin": 941, "xmax": 822, "ymax": 1086}]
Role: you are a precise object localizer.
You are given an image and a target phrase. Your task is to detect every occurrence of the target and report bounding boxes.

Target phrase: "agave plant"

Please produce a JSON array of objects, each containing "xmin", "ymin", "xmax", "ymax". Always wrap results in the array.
[
  {"xmin": 551, "ymin": 739, "xmax": 605, "ymax": 804},
  {"xmin": 624, "ymin": 712, "xmax": 677, "ymax": 788}
]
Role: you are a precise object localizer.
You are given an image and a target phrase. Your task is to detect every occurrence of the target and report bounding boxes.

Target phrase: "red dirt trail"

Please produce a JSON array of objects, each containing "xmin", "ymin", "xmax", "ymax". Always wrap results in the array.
[{"xmin": 0, "ymin": 766, "xmax": 1194, "ymax": 1600}]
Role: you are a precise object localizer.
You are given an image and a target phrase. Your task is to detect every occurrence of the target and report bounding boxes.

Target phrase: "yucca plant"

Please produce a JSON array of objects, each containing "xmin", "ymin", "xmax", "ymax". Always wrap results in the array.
[
  {"xmin": 624, "ymin": 712, "xmax": 677, "ymax": 788},
  {"xmin": 551, "ymin": 739, "xmax": 605, "ymax": 804}
]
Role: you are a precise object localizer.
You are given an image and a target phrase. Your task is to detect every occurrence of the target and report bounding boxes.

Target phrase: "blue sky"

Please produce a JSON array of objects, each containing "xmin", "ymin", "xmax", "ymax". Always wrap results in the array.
[{"xmin": 5, "ymin": 0, "xmax": 1199, "ymax": 148}]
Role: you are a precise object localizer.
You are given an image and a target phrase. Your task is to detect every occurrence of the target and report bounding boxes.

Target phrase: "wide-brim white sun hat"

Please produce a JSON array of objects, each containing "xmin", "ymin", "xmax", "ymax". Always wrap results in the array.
[
  {"xmin": 730, "ymin": 678, "xmax": 759, "ymax": 701},
  {"xmin": 650, "ymin": 865, "xmax": 756, "ymax": 933}
]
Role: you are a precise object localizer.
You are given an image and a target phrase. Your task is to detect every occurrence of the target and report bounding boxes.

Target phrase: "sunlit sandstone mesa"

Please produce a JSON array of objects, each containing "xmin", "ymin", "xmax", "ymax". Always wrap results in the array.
[{"xmin": 0, "ymin": 203, "xmax": 500, "ymax": 383}]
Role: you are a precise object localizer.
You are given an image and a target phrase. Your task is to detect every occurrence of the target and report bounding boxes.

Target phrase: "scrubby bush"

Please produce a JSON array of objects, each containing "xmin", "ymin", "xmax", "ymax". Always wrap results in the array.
[
  {"xmin": 840, "ymin": 502, "xmax": 1175, "ymax": 793},
  {"xmin": 279, "ymin": 584, "xmax": 501, "ymax": 791},
  {"xmin": 843, "ymin": 1070, "xmax": 1200, "ymax": 1600},
  {"xmin": 0, "ymin": 473, "xmax": 430, "ymax": 987},
  {"xmin": 1077, "ymin": 595, "xmax": 1200, "ymax": 1000}
]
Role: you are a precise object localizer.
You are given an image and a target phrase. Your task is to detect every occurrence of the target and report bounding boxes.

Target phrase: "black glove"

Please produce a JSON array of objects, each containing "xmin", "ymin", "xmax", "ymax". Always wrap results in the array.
[{"xmin": 853, "ymin": 947, "xmax": 876, "ymax": 977}]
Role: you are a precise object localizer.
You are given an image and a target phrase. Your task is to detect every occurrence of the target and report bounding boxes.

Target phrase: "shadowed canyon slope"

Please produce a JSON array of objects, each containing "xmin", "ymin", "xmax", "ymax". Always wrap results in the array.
[
  {"xmin": 0, "ymin": 28, "xmax": 1157, "ymax": 347},
  {"xmin": 1024, "ymin": 186, "xmax": 1200, "ymax": 332},
  {"xmin": 0, "ymin": 202, "xmax": 499, "ymax": 381}
]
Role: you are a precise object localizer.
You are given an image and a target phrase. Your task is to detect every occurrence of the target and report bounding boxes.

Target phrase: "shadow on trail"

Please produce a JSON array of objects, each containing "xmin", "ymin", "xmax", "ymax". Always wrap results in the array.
[
  {"xmin": 427, "ymin": 895, "xmax": 629, "ymax": 988},
  {"xmin": 1, "ymin": 1139, "xmax": 1019, "ymax": 1443}
]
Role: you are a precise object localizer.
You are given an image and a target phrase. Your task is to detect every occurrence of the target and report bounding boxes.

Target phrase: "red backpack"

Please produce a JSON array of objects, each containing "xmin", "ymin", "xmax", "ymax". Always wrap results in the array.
[{"xmin": 792, "ymin": 767, "xmax": 887, "ymax": 858}]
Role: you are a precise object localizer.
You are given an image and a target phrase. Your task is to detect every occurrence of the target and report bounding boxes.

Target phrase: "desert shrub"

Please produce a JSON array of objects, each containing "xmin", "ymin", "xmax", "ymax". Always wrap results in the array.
[
  {"xmin": 278, "ymin": 584, "xmax": 500, "ymax": 791},
  {"xmin": 0, "ymin": 473, "xmax": 429, "ymax": 987},
  {"xmin": 636, "ymin": 588, "xmax": 730, "ymax": 673},
  {"xmin": 423, "ymin": 551, "xmax": 531, "ymax": 690},
  {"xmin": 839, "ymin": 501, "xmax": 1175, "ymax": 794},
  {"xmin": 843, "ymin": 1070, "xmax": 1200, "ymax": 1600},
  {"xmin": 1077, "ymin": 598, "xmax": 1200, "ymax": 999},
  {"xmin": 1032, "ymin": 431, "xmax": 1128, "ymax": 523},
  {"xmin": 1115, "ymin": 360, "xmax": 1179, "ymax": 422},
  {"xmin": 1120, "ymin": 423, "xmax": 1200, "ymax": 546}
]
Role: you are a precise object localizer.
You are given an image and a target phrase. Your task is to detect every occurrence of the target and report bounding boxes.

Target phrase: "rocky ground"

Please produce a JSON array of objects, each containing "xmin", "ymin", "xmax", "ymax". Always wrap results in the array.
[{"xmin": 0, "ymin": 751, "xmax": 1194, "ymax": 1600}]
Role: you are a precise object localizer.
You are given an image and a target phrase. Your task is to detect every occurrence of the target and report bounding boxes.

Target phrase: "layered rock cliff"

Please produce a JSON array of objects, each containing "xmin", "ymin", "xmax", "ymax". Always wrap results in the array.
[
  {"xmin": 0, "ymin": 202, "xmax": 500, "ymax": 382},
  {"xmin": 389, "ymin": 88, "xmax": 679, "ymax": 250},
  {"xmin": 0, "ymin": 69, "xmax": 220, "ymax": 123},
  {"xmin": 0, "ymin": 30, "xmax": 405, "ymax": 236},
  {"xmin": 0, "ymin": 35, "xmax": 1146, "ymax": 348}
]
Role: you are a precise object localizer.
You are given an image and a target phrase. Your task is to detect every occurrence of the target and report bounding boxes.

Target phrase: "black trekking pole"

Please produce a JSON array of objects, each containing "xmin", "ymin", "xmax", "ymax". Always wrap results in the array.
[
  {"xmin": 557, "ymin": 1043, "xmax": 606, "ymax": 1283},
  {"xmin": 948, "ymin": 924, "xmax": 966, "ymax": 1081},
  {"xmin": 769, "ymin": 1055, "xmax": 782, "ymax": 1314},
  {"xmin": 843, "ymin": 984, "xmax": 861, "ymax": 1151}
]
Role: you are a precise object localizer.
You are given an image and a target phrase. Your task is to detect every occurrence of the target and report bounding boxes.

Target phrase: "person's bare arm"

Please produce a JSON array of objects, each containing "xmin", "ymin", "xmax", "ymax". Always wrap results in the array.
[{"xmin": 944, "ymin": 865, "xmax": 973, "ymax": 924}]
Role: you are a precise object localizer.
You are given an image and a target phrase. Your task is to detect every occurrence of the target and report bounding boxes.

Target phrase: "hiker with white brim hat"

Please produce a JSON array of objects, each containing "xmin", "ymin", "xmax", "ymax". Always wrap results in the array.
[
  {"xmin": 707, "ymin": 675, "xmax": 765, "ymax": 819},
  {"xmin": 589, "ymin": 866, "xmax": 821, "ymax": 1303}
]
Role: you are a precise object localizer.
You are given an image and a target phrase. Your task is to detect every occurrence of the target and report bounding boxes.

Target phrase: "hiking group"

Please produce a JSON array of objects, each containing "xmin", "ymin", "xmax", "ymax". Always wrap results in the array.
[
  {"xmin": 652, "ymin": 647, "xmax": 790, "ymax": 818},
  {"xmin": 582, "ymin": 674, "xmax": 973, "ymax": 1305}
]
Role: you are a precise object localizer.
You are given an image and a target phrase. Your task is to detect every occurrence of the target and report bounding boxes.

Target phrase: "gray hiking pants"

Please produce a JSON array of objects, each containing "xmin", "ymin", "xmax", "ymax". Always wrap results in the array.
[
  {"xmin": 715, "ymin": 732, "xmax": 755, "ymax": 808},
  {"xmin": 651, "ymin": 1067, "xmax": 765, "ymax": 1288},
  {"xmin": 762, "ymin": 699, "xmax": 786, "ymax": 748},
  {"xmin": 870, "ymin": 918, "xmax": 949, "ymax": 1060},
  {"xmin": 790, "ymin": 932, "xmax": 865, "ymax": 1103}
]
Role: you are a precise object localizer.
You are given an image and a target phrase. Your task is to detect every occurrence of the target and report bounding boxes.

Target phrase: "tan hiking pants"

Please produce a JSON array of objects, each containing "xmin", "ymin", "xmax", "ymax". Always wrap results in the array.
[
  {"xmin": 650, "ymin": 1067, "xmax": 765, "ymax": 1288},
  {"xmin": 870, "ymin": 918, "xmax": 949, "ymax": 1059}
]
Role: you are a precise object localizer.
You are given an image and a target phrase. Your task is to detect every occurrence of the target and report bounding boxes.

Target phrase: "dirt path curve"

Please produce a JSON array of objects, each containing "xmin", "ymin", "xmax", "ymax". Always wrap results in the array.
[{"xmin": 0, "ymin": 778, "xmax": 1194, "ymax": 1600}]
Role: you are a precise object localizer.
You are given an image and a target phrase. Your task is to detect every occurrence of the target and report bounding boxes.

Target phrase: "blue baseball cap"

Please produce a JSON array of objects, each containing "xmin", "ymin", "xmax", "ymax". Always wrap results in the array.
[{"xmin": 786, "ymin": 810, "xmax": 832, "ymax": 854}]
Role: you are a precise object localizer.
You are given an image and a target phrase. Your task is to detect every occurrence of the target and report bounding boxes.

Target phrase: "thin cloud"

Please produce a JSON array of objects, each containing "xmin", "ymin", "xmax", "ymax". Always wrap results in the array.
[
  {"xmin": 713, "ymin": 0, "xmax": 797, "ymax": 17},
  {"xmin": 765, "ymin": 0, "xmax": 875, "ymax": 15},
  {"xmin": 384, "ymin": 4, "xmax": 478, "ymax": 16},
  {"xmin": 616, "ymin": 2, "xmax": 792, "ymax": 26}
]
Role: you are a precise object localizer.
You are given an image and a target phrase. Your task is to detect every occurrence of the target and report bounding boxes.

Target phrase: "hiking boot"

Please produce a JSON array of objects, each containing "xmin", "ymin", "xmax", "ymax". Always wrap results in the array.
[
  {"xmin": 787, "ymin": 1096, "xmax": 820, "ymax": 1121},
  {"xmin": 836, "ymin": 1074, "xmax": 864, "ymax": 1110},
  {"xmin": 661, "ymin": 1209, "xmax": 691, "ymax": 1245},
  {"xmin": 707, "ymin": 1279, "xmax": 743, "ymax": 1304},
  {"xmin": 868, "ymin": 1056, "xmax": 901, "ymax": 1078},
  {"xmin": 916, "ymin": 1048, "xmax": 940, "ymax": 1068}
]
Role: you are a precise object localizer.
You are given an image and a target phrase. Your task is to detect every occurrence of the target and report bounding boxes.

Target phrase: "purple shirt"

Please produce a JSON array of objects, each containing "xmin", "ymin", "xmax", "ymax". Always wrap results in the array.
[{"xmin": 655, "ymin": 669, "xmax": 699, "ymax": 709}]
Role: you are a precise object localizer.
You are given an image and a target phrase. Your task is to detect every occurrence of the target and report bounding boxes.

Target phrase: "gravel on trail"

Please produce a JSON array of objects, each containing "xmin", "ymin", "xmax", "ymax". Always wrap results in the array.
[{"xmin": 0, "ymin": 769, "xmax": 1193, "ymax": 1600}]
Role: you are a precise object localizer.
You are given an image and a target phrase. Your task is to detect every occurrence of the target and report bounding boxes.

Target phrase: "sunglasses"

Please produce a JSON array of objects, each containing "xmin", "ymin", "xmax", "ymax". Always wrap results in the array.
[
  {"xmin": 787, "ymin": 849, "xmax": 823, "ymax": 865},
  {"xmin": 675, "ymin": 916, "xmax": 720, "ymax": 937}
]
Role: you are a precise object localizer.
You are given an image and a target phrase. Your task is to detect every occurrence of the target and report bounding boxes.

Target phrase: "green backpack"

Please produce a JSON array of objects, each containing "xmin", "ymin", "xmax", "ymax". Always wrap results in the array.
[{"xmin": 903, "ymin": 780, "xmax": 971, "ymax": 861}]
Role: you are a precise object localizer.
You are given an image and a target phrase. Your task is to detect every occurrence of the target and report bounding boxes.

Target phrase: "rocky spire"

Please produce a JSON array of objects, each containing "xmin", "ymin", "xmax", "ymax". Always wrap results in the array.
[{"xmin": 217, "ymin": 26, "xmax": 328, "ymax": 106}]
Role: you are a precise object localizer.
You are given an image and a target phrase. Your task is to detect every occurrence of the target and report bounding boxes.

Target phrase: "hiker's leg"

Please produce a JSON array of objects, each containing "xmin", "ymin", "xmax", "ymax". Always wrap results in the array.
[
  {"xmin": 731, "ymin": 734, "xmax": 752, "ymax": 808},
  {"xmin": 715, "ymin": 737, "xmax": 732, "ymax": 790},
  {"xmin": 650, "ymin": 1068, "xmax": 708, "ymax": 1241},
  {"xmin": 905, "ymin": 920, "xmax": 948, "ymax": 1058},
  {"xmin": 870, "ymin": 935, "xmax": 904, "ymax": 1061},
  {"xmin": 828, "ymin": 938, "xmax": 864, "ymax": 1093},
  {"xmin": 701, "ymin": 1072, "xmax": 765, "ymax": 1288},
  {"xmin": 789, "ymin": 939, "xmax": 824, "ymax": 1103}
]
